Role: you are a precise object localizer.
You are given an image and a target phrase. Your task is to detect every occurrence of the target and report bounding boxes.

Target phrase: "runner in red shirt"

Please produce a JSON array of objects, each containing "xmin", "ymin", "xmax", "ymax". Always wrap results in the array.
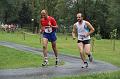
[
  {"xmin": 40, "ymin": 15, "xmax": 58, "ymax": 32},
  {"xmin": 40, "ymin": 9, "xmax": 59, "ymax": 66}
]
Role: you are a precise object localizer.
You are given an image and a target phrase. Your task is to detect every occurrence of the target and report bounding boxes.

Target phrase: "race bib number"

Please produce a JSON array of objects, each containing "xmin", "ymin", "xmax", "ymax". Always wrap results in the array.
[
  {"xmin": 79, "ymin": 35, "xmax": 85, "ymax": 37},
  {"xmin": 78, "ymin": 34, "xmax": 85, "ymax": 40},
  {"xmin": 45, "ymin": 27, "xmax": 52, "ymax": 33}
]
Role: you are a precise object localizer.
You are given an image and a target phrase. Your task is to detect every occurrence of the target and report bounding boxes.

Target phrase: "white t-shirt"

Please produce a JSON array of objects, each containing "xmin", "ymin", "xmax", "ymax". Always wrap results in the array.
[{"xmin": 75, "ymin": 20, "xmax": 90, "ymax": 41}]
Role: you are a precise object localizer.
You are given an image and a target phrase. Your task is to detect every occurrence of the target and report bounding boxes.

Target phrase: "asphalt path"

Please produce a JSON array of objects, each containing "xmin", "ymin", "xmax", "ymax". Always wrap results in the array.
[{"xmin": 0, "ymin": 41, "xmax": 119, "ymax": 79}]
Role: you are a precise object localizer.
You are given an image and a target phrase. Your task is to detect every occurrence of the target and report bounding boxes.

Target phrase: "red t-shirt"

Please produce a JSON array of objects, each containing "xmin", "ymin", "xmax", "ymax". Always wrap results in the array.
[{"xmin": 40, "ymin": 16, "xmax": 57, "ymax": 32}]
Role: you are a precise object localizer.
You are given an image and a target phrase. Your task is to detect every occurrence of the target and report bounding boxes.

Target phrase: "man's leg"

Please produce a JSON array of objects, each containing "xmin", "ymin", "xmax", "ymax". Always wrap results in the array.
[
  {"xmin": 51, "ymin": 41, "xmax": 58, "ymax": 65},
  {"xmin": 78, "ymin": 42, "xmax": 85, "ymax": 62},
  {"xmin": 84, "ymin": 44, "xmax": 93, "ymax": 62},
  {"xmin": 42, "ymin": 38, "xmax": 48, "ymax": 66},
  {"xmin": 78, "ymin": 42, "xmax": 88, "ymax": 68},
  {"xmin": 51, "ymin": 41, "xmax": 58, "ymax": 57}
]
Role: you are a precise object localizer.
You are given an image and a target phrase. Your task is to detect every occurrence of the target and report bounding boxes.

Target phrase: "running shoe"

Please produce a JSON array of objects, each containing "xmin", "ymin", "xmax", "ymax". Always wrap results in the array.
[
  {"xmin": 42, "ymin": 60, "xmax": 49, "ymax": 66},
  {"xmin": 81, "ymin": 62, "xmax": 88, "ymax": 68}
]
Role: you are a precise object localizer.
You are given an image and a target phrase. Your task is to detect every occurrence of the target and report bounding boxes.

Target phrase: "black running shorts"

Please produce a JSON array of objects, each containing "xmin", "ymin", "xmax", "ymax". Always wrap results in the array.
[{"xmin": 77, "ymin": 40, "xmax": 90, "ymax": 44}]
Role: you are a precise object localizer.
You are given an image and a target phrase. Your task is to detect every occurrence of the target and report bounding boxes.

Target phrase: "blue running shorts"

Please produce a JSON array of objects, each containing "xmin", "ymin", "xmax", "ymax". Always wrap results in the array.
[{"xmin": 43, "ymin": 31, "xmax": 57, "ymax": 42}]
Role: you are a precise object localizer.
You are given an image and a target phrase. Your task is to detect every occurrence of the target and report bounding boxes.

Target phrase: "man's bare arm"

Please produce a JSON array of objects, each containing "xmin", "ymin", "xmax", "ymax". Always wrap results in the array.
[
  {"xmin": 72, "ymin": 24, "xmax": 77, "ymax": 39},
  {"xmin": 85, "ymin": 21, "xmax": 95, "ymax": 36}
]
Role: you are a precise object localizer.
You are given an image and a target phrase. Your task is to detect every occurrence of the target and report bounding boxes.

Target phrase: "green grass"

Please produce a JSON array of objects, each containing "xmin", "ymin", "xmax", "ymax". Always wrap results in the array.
[
  {"xmin": 0, "ymin": 45, "xmax": 64, "ymax": 69},
  {"xmin": 52, "ymin": 70, "xmax": 120, "ymax": 79},
  {"xmin": 0, "ymin": 31, "xmax": 120, "ymax": 67}
]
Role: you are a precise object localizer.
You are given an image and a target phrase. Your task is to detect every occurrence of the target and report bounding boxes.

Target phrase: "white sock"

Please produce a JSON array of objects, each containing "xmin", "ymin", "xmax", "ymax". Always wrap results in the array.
[{"xmin": 44, "ymin": 57, "xmax": 48, "ymax": 61}]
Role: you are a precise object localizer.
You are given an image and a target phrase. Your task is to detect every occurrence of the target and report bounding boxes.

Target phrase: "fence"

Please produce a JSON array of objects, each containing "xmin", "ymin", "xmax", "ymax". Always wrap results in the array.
[{"xmin": 0, "ymin": 27, "xmax": 96, "ymax": 52}]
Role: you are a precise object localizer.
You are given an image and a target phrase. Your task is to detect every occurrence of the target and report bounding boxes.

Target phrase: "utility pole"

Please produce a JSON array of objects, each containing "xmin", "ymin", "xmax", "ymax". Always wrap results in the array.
[
  {"xmin": 30, "ymin": 0, "xmax": 35, "ymax": 19},
  {"xmin": 32, "ymin": 0, "xmax": 35, "ymax": 33},
  {"xmin": 83, "ymin": 0, "xmax": 87, "ymax": 20},
  {"xmin": 44, "ymin": 0, "xmax": 45, "ymax": 9},
  {"xmin": 76, "ymin": 0, "xmax": 79, "ymax": 13}
]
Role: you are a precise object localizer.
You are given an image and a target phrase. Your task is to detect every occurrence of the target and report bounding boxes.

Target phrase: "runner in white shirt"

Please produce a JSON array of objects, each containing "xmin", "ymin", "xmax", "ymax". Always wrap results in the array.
[{"xmin": 72, "ymin": 13, "xmax": 95, "ymax": 68}]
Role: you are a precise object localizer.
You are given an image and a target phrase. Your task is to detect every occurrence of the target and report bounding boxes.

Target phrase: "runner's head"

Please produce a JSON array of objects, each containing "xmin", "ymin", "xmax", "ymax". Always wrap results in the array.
[
  {"xmin": 77, "ymin": 13, "xmax": 83, "ymax": 22},
  {"xmin": 41, "ymin": 9, "xmax": 48, "ymax": 18}
]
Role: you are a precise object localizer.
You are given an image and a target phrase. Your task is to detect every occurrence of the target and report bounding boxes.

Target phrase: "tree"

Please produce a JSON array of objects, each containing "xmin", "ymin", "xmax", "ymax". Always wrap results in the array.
[
  {"xmin": 0, "ymin": 0, "xmax": 15, "ymax": 23},
  {"xmin": 18, "ymin": 1, "xmax": 32, "ymax": 26},
  {"xmin": 107, "ymin": 0, "xmax": 120, "ymax": 38}
]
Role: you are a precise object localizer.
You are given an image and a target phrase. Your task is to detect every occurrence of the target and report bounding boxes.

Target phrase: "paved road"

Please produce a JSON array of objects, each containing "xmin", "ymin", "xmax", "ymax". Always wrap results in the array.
[{"xmin": 0, "ymin": 41, "xmax": 119, "ymax": 79}]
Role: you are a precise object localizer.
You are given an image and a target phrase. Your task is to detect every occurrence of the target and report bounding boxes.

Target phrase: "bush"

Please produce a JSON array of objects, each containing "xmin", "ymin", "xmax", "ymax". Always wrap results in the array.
[{"xmin": 95, "ymin": 34, "xmax": 102, "ymax": 40}]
